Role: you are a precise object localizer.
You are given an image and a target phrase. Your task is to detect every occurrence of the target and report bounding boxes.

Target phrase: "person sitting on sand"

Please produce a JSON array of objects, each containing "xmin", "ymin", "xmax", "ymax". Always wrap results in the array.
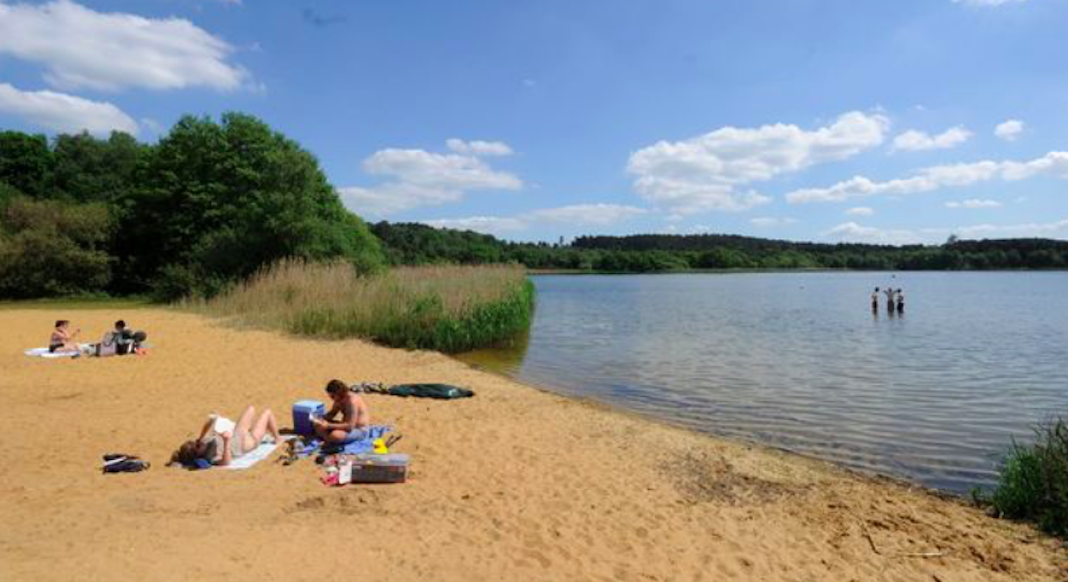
[
  {"xmin": 312, "ymin": 379, "xmax": 371, "ymax": 443},
  {"xmin": 171, "ymin": 406, "xmax": 282, "ymax": 467},
  {"xmin": 49, "ymin": 320, "xmax": 80, "ymax": 353}
]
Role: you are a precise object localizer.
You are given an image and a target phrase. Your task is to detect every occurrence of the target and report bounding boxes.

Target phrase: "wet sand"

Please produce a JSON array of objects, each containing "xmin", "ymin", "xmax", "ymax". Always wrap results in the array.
[{"xmin": 0, "ymin": 308, "xmax": 1063, "ymax": 582}]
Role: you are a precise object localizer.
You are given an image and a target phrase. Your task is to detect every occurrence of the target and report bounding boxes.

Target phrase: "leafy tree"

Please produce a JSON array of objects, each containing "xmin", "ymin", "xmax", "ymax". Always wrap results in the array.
[
  {"xmin": 118, "ymin": 113, "xmax": 383, "ymax": 297},
  {"xmin": 0, "ymin": 197, "xmax": 111, "ymax": 298},
  {"xmin": 0, "ymin": 131, "xmax": 52, "ymax": 198}
]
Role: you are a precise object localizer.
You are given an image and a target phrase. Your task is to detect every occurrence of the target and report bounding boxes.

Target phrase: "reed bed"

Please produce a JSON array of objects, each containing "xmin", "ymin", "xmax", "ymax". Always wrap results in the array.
[
  {"xmin": 989, "ymin": 418, "xmax": 1068, "ymax": 536},
  {"xmin": 190, "ymin": 260, "xmax": 534, "ymax": 352}
]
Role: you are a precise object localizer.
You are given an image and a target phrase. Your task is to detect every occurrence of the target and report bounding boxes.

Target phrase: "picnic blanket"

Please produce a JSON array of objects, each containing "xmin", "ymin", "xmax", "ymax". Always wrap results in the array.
[{"xmin": 24, "ymin": 344, "xmax": 91, "ymax": 358}]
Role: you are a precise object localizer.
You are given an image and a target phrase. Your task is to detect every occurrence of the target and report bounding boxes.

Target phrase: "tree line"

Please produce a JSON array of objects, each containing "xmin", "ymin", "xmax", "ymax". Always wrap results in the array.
[
  {"xmin": 3, "ymin": 117, "xmax": 1067, "ymax": 301},
  {"xmin": 372, "ymin": 222, "xmax": 1068, "ymax": 272}
]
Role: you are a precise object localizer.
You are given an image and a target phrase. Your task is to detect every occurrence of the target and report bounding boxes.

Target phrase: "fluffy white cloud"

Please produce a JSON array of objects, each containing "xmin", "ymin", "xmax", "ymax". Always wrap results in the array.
[
  {"xmin": 339, "ymin": 140, "xmax": 522, "ymax": 217},
  {"xmin": 0, "ymin": 0, "xmax": 248, "ymax": 92},
  {"xmin": 626, "ymin": 111, "xmax": 889, "ymax": 215},
  {"xmin": 946, "ymin": 199, "xmax": 1003, "ymax": 209},
  {"xmin": 845, "ymin": 206, "xmax": 874, "ymax": 216},
  {"xmin": 0, "ymin": 83, "xmax": 138, "ymax": 135},
  {"xmin": 955, "ymin": 219, "xmax": 1068, "ymax": 239},
  {"xmin": 891, "ymin": 126, "xmax": 972, "ymax": 152},
  {"xmin": 446, "ymin": 139, "xmax": 513, "ymax": 157},
  {"xmin": 424, "ymin": 204, "xmax": 647, "ymax": 237},
  {"xmin": 822, "ymin": 222, "xmax": 919, "ymax": 245},
  {"xmin": 994, "ymin": 119, "xmax": 1024, "ymax": 141},
  {"xmin": 787, "ymin": 151, "xmax": 1068, "ymax": 203},
  {"xmin": 749, "ymin": 217, "xmax": 797, "ymax": 228}
]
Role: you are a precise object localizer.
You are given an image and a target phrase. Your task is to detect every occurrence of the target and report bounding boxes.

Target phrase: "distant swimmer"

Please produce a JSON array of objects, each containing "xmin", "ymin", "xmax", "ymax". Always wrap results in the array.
[
  {"xmin": 884, "ymin": 287, "xmax": 896, "ymax": 313},
  {"xmin": 896, "ymin": 289, "xmax": 905, "ymax": 314},
  {"xmin": 871, "ymin": 287, "xmax": 880, "ymax": 311}
]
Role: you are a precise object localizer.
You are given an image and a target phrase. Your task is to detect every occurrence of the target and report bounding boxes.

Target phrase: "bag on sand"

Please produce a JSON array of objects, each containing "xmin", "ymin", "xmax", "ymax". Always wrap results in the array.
[
  {"xmin": 95, "ymin": 332, "xmax": 118, "ymax": 357},
  {"xmin": 102, "ymin": 454, "xmax": 150, "ymax": 474}
]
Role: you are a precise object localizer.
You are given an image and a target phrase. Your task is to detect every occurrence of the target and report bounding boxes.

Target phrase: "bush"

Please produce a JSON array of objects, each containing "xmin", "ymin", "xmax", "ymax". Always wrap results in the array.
[
  {"xmin": 0, "ymin": 197, "xmax": 111, "ymax": 298},
  {"xmin": 192, "ymin": 260, "xmax": 534, "ymax": 352},
  {"xmin": 991, "ymin": 417, "xmax": 1068, "ymax": 535}
]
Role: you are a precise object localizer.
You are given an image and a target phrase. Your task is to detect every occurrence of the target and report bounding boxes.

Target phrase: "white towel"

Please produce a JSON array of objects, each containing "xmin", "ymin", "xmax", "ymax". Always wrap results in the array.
[{"xmin": 23, "ymin": 344, "xmax": 91, "ymax": 358}]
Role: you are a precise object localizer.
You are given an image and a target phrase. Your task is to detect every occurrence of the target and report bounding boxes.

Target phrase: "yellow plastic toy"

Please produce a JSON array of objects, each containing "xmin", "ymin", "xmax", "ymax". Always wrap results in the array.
[{"xmin": 372, "ymin": 438, "xmax": 389, "ymax": 454}]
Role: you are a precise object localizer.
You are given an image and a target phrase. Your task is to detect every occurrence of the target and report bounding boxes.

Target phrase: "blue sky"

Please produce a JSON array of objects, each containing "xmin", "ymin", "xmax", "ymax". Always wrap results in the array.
[{"xmin": 1, "ymin": 0, "xmax": 1066, "ymax": 244}]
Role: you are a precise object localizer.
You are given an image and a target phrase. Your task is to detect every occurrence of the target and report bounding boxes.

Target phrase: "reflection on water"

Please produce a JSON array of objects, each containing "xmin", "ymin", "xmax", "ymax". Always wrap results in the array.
[{"xmin": 457, "ymin": 272, "xmax": 1068, "ymax": 493}]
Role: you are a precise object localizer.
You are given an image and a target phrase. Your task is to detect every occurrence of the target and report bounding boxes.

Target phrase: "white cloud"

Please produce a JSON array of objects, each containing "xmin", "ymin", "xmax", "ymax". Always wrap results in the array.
[
  {"xmin": 626, "ymin": 110, "xmax": 889, "ymax": 215},
  {"xmin": 0, "ymin": 83, "xmax": 138, "ymax": 135},
  {"xmin": 994, "ymin": 119, "xmax": 1024, "ymax": 141},
  {"xmin": 955, "ymin": 219, "xmax": 1068, "ymax": 239},
  {"xmin": 749, "ymin": 217, "xmax": 798, "ymax": 228},
  {"xmin": 787, "ymin": 151, "xmax": 1068, "ymax": 203},
  {"xmin": 339, "ymin": 140, "xmax": 522, "ymax": 217},
  {"xmin": 946, "ymin": 199, "xmax": 1003, "ymax": 209},
  {"xmin": 424, "ymin": 204, "xmax": 647, "ymax": 237},
  {"xmin": 822, "ymin": 222, "xmax": 921, "ymax": 245},
  {"xmin": 846, "ymin": 206, "xmax": 875, "ymax": 216},
  {"xmin": 891, "ymin": 126, "xmax": 972, "ymax": 152},
  {"xmin": 0, "ymin": 0, "xmax": 249, "ymax": 92},
  {"xmin": 445, "ymin": 138, "xmax": 514, "ymax": 157}
]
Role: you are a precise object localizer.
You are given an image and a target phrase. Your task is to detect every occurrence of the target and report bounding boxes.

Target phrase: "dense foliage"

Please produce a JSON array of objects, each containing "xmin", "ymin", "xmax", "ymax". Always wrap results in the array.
[
  {"xmin": 990, "ymin": 418, "xmax": 1068, "ymax": 536},
  {"xmin": 373, "ymin": 222, "xmax": 1068, "ymax": 272},
  {"xmin": 0, "ymin": 117, "xmax": 383, "ymax": 299}
]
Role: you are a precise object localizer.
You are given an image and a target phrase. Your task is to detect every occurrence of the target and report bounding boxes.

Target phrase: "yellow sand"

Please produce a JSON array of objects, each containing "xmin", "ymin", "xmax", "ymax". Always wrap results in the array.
[{"xmin": 0, "ymin": 308, "xmax": 1063, "ymax": 582}]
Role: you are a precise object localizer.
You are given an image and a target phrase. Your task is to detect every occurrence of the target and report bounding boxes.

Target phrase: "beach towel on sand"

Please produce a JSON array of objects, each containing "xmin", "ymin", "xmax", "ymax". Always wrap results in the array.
[
  {"xmin": 24, "ymin": 344, "xmax": 91, "ymax": 358},
  {"xmin": 223, "ymin": 440, "xmax": 287, "ymax": 470},
  {"xmin": 295, "ymin": 425, "xmax": 392, "ymax": 459}
]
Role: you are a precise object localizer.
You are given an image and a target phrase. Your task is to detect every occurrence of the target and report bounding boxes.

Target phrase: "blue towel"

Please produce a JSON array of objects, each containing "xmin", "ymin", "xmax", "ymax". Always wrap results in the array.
[{"xmin": 295, "ymin": 425, "xmax": 392, "ymax": 458}]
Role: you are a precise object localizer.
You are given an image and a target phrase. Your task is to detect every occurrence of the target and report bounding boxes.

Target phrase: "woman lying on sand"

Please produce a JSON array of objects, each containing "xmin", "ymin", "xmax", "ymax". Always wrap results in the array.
[
  {"xmin": 171, "ymin": 407, "xmax": 282, "ymax": 467},
  {"xmin": 49, "ymin": 320, "xmax": 80, "ymax": 353}
]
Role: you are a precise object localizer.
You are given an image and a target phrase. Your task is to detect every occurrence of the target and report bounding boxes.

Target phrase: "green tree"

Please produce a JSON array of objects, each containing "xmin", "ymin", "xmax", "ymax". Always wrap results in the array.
[
  {"xmin": 118, "ymin": 113, "xmax": 383, "ymax": 297},
  {"xmin": 0, "ymin": 197, "xmax": 111, "ymax": 298},
  {"xmin": 0, "ymin": 131, "xmax": 52, "ymax": 198}
]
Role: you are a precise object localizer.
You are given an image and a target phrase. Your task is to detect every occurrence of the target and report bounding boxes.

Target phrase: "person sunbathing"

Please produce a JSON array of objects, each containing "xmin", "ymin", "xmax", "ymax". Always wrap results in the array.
[
  {"xmin": 49, "ymin": 320, "xmax": 80, "ymax": 353},
  {"xmin": 312, "ymin": 379, "xmax": 371, "ymax": 443},
  {"xmin": 171, "ymin": 406, "xmax": 282, "ymax": 467}
]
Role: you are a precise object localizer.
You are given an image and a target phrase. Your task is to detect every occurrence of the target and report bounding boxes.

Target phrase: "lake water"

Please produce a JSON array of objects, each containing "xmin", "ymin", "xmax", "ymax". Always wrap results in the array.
[{"xmin": 459, "ymin": 272, "xmax": 1068, "ymax": 493}]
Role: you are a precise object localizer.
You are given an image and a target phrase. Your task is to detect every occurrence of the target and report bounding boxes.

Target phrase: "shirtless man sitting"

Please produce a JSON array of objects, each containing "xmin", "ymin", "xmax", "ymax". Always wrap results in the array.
[{"xmin": 312, "ymin": 379, "xmax": 371, "ymax": 443}]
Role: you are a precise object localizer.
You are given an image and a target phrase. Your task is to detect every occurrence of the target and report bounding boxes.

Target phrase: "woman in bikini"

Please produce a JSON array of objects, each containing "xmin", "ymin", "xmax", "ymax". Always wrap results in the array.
[
  {"xmin": 49, "ymin": 320, "xmax": 80, "ymax": 352},
  {"xmin": 171, "ymin": 406, "xmax": 283, "ymax": 467}
]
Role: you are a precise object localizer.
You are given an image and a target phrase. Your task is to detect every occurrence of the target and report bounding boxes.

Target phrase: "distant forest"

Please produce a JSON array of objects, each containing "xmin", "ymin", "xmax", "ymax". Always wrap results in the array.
[
  {"xmin": 372, "ymin": 222, "xmax": 1068, "ymax": 272},
  {"xmin": 2, "ymin": 117, "xmax": 1066, "ymax": 300}
]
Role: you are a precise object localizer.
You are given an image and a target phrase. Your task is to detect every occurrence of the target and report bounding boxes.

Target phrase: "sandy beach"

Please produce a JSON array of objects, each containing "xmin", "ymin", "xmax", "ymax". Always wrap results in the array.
[{"xmin": 0, "ymin": 307, "xmax": 1063, "ymax": 582}]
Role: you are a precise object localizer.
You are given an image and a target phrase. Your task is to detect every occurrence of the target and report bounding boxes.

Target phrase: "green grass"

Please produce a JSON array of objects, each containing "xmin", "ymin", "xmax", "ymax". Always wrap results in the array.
[
  {"xmin": 0, "ymin": 296, "xmax": 154, "ymax": 310},
  {"xmin": 189, "ymin": 260, "xmax": 535, "ymax": 353},
  {"xmin": 988, "ymin": 417, "xmax": 1068, "ymax": 536}
]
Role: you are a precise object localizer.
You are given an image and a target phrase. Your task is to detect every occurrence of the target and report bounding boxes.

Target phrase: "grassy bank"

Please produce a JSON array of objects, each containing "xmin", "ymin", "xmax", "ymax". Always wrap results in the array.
[
  {"xmin": 190, "ymin": 260, "xmax": 534, "ymax": 352},
  {"xmin": 989, "ymin": 418, "xmax": 1068, "ymax": 536}
]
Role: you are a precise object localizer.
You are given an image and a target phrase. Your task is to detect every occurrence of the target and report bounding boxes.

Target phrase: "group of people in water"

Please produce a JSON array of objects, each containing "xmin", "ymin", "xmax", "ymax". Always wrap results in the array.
[
  {"xmin": 170, "ymin": 379, "xmax": 371, "ymax": 467},
  {"xmin": 50, "ymin": 319, "xmax": 146, "ymax": 355},
  {"xmin": 871, "ymin": 287, "xmax": 905, "ymax": 314}
]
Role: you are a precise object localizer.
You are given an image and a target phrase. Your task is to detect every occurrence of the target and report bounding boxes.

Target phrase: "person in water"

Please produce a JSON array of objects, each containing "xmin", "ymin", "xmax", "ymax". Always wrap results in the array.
[
  {"xmin": 49, "ymin": 320, "xmax": 80, "ymax": 352},
  {"xmin": 312, "ymin": 379, "xmax": 371, "ymax": 443},
  {"xmin": 883, "ymin": 287, "xmax": 896, "ymax": 313},
  {"xmin": 171, "ymin": 407, "xmax": 282, "ymax": 467},
  {"xmin": 896, "ymin": 289, "xmax": 905, "ymax": 313},
  {"xmin": 871, "ymin": 287, "xmax": 880, "ymax": 311}
]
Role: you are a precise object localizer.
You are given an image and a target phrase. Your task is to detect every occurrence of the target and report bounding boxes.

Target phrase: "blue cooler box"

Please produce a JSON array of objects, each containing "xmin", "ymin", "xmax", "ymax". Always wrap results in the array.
[{"xmin": 292, "ymin": 400, "xmax": 325, "ymax": 436}]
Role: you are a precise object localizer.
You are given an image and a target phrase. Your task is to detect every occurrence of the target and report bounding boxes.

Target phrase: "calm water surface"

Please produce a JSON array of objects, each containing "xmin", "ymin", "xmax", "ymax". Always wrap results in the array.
[{"xmin": 460, "ymin": 272, "xmax": 1068, "ymax": 493}]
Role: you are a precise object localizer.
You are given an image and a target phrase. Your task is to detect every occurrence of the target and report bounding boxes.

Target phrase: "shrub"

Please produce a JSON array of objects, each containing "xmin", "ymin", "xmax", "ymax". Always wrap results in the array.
[
  {"xmin": 192, "ymin": 260, "xmax": 534, "ymax": 352},
  {"xmin": 991, "ymin": 417, "xmax": 1068, "ymax": 535}
]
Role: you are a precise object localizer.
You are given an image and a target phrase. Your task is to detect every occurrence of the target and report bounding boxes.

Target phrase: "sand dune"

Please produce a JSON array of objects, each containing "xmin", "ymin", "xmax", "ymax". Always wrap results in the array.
[{"xmin": 0, "ymin": 308, "xmax": 1063, "ymax": 582}]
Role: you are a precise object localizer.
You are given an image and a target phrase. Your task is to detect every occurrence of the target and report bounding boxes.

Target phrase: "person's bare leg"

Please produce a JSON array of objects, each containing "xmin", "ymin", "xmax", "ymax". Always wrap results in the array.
[
  {"xmin": 250, "ymin": 409, "xmax": 281, "ymax": 443},
  {"xmin": 233, "ymin": 406, "xmax": 257, "ymax": 453}
]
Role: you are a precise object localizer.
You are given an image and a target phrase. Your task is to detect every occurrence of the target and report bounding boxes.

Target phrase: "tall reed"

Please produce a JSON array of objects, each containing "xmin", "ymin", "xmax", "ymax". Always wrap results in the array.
[
  {"xmin": 990, "ymin": 417, "xmax": 1068, "ymax": 536},
  {"xmin": 190, "ymin": 260, "xmax": 534, "ymax": 352}
]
